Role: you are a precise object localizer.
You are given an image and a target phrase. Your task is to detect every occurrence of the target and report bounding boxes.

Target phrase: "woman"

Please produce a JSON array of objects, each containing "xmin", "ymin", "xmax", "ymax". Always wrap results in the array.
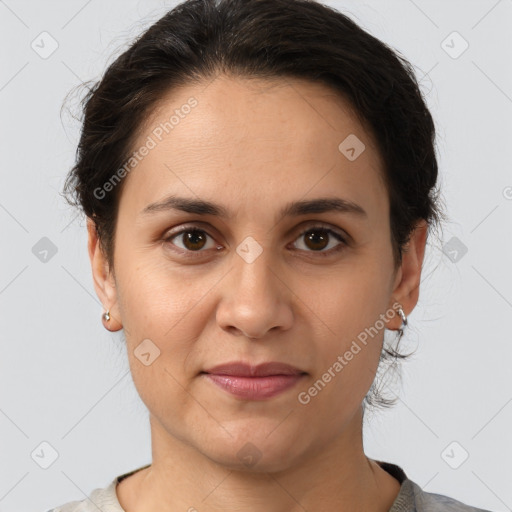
[{"xmin": 48, "ymin": 0, "xmax": 493, "ymax": 510}]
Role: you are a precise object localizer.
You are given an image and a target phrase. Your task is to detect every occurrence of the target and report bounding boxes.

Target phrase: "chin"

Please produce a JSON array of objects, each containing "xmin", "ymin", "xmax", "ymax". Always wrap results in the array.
[{"xmin": 199, "ymin": 425, "xmax": 307, "ymax": 473}]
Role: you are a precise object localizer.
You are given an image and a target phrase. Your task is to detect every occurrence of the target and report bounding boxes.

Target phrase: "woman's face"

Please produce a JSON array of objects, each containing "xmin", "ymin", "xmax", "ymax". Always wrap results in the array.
[{"xmin": 89, "ymin": 75, "xmax": 426, "ymax": 471}]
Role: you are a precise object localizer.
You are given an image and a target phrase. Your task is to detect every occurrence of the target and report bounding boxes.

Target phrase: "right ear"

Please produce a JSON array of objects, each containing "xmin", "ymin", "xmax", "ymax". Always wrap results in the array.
[{"xmin": 87, "ymin": 217, "xmax": 123, "ymax": 331}]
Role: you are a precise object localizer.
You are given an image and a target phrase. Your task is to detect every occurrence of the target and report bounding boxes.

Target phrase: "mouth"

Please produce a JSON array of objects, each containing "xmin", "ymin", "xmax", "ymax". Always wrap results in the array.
[{"xmin": 200, "ymin": 361, "xmax": 307, "ymax": 400}]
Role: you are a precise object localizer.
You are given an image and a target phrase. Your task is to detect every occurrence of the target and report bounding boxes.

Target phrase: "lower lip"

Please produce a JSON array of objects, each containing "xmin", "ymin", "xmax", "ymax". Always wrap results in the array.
[{"xmin": 203, "ymin": 373, "xmax": 306, "ymax": 400}]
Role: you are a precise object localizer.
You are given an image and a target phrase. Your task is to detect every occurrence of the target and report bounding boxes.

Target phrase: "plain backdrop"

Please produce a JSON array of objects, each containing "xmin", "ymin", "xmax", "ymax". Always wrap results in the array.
[{"xmin": 1, "ymin": 1, "xmax": 511, "ymax": 511}]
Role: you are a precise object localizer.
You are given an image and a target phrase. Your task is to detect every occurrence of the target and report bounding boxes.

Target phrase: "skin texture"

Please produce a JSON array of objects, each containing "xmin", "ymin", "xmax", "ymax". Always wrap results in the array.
[{"xmin": 88, "ymin": 75, "xmax": 427, "ymax": 512}]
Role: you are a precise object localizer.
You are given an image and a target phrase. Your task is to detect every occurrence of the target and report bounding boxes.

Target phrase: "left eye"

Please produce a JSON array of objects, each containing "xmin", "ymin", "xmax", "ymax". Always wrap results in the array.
[
  {"xmin": 292, "ymin": 227, "xmax": 346, "ymax": 254},
  {"xmin": 163, "ymin": 225, "xmax": 346, "ymax": 256}
]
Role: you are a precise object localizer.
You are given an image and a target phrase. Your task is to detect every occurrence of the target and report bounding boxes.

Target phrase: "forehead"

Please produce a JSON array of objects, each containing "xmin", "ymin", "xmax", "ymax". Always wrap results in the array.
[{"xmin": 121, "ymin": 74, "xmax": 388, "ymax": 220}]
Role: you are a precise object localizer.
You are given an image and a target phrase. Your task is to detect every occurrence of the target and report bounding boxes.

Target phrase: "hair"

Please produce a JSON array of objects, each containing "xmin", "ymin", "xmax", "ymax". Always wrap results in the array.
[{"xmin": 62, "ymin": 0, "xmax": 446, "ymax": 412}]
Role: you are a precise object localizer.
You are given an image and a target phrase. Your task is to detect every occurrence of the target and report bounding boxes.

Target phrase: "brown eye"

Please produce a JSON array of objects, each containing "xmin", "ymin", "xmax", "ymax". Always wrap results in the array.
[
  {"xmin": 165, "ymin": 228, "xmax": 216, "ymax": 252},
  {"xmin": 163, "ymin": 224, "xmax": 347, "ymax": 259},
  {"xmin": 181, "ymin": 230, "xmax": 207, "ymax": 251},
  {"xmin": 304, "ymin": 229, "xmax": 329, "ymax": 250},
  {"xmin": 293, "ymin": 227, "xmax": 346, "ymax": 255}
]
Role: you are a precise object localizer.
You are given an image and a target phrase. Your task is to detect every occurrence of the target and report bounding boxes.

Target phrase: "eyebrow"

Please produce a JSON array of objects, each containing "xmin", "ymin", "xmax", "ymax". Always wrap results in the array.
[{"xmin": 140, "ymin": 195, "xmax": 367, "ymax": 220}]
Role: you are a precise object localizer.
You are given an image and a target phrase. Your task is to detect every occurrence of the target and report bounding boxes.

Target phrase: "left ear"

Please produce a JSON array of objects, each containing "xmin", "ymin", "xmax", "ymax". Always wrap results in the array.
[{"xmin": 388, "ymin": 219, "xmax": 428, "ymax": 329}]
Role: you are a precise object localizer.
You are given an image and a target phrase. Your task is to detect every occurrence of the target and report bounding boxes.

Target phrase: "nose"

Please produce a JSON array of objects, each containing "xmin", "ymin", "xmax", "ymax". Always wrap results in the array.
[{"xmin": 215, "ymin": 245, "xmax": 294, "ymax": 340}]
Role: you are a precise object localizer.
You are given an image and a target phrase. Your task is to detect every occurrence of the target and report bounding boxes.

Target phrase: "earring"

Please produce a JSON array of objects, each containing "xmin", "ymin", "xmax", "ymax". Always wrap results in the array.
[
  {"xmin": 397, "ymin": 307, "xmax": 407, "ymax": 333},
  {"xmin": 103, "ymin": 310, "xmax": 111, "ymax": 322}
]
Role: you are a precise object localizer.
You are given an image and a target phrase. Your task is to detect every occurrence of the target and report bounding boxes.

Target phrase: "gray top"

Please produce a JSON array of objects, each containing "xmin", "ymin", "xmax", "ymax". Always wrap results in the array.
[{"xmin": 46, "ymin": 461, "xmax": 494, "ymax": 512}]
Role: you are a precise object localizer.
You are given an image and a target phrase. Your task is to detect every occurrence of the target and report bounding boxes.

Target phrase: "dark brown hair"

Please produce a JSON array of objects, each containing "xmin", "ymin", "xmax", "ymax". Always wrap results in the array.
[{"xmin": 62, "ymin": 0, "xmax": 445, "ymax": 411}]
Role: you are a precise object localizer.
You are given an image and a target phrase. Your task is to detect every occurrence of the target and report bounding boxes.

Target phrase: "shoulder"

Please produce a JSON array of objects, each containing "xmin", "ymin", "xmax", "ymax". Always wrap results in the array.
[
  {"xmin": 45, "ymin": 464, "xmax": 151, "ymax": 512},
  {"xmin": 376, "ymin": 461, "xmax": 495, "ymax": 512},
  {"xmin": 407, "ymin": 478, "xmax": 495, "ymax": 512},
  {"xmin": 45, "ymin": 479, "xmax": 123, "ymax": 512}
]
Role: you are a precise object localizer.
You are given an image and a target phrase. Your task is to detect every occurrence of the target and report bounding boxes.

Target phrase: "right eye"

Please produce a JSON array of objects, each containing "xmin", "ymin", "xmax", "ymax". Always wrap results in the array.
[{"xmin": 163, "ymin": 226, "xmax": 220, "ymax": 256}]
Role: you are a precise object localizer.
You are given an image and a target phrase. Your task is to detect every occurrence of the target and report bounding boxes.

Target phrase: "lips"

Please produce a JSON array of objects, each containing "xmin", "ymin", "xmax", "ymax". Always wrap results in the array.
[
  {"xmin": 202, "ymin": 361, "xmax": 306, "ymax": 377},
  {"xmin": 201, "ymin": 361, "xmax": 307, "ymax": 400}
]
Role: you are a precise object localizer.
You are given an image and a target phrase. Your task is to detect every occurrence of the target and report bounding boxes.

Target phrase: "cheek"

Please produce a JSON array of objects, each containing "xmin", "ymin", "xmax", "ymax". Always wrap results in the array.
[
  {"xmin": 297, "ymin": 258, "xmax": 390, "ymax": 396},
  {"xmin": 115, "ymin": 261, "xmax": 209, "ymax": 416},
  {"xmin": 306, "ymin": 256, "xmax": 391, "ymax": 339},
  {"xmin": 114, "ymin": 257, "xmax": 223, "ymax": 386},
  {"xmin": 116, "ymin": 255, "xmax": 206, "ymax": 334}
]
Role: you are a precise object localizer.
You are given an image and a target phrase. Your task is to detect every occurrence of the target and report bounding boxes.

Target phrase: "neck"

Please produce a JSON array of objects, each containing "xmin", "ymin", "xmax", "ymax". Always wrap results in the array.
[{"xmin": 117, "ymin": 406, "xmax": 400, "ymax": 512}]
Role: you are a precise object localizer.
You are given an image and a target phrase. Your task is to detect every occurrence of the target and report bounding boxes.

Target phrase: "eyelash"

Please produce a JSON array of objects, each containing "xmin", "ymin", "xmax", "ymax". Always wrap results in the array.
[{"xmin": 162, "ymin": 224, "xmax": 348, "ymax": 258}]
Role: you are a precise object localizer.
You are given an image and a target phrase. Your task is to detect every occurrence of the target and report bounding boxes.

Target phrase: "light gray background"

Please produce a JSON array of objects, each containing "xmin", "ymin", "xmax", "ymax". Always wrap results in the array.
[{"xmin": 1, "ymin": 1, "xmax": 511, "ymax": 511}]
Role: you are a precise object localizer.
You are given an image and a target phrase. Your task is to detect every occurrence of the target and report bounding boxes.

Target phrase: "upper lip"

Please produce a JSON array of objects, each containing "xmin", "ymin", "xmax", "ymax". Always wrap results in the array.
[{"xmin": 202, "ymin": 361, "xmax": 306, "ymax": 377}]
